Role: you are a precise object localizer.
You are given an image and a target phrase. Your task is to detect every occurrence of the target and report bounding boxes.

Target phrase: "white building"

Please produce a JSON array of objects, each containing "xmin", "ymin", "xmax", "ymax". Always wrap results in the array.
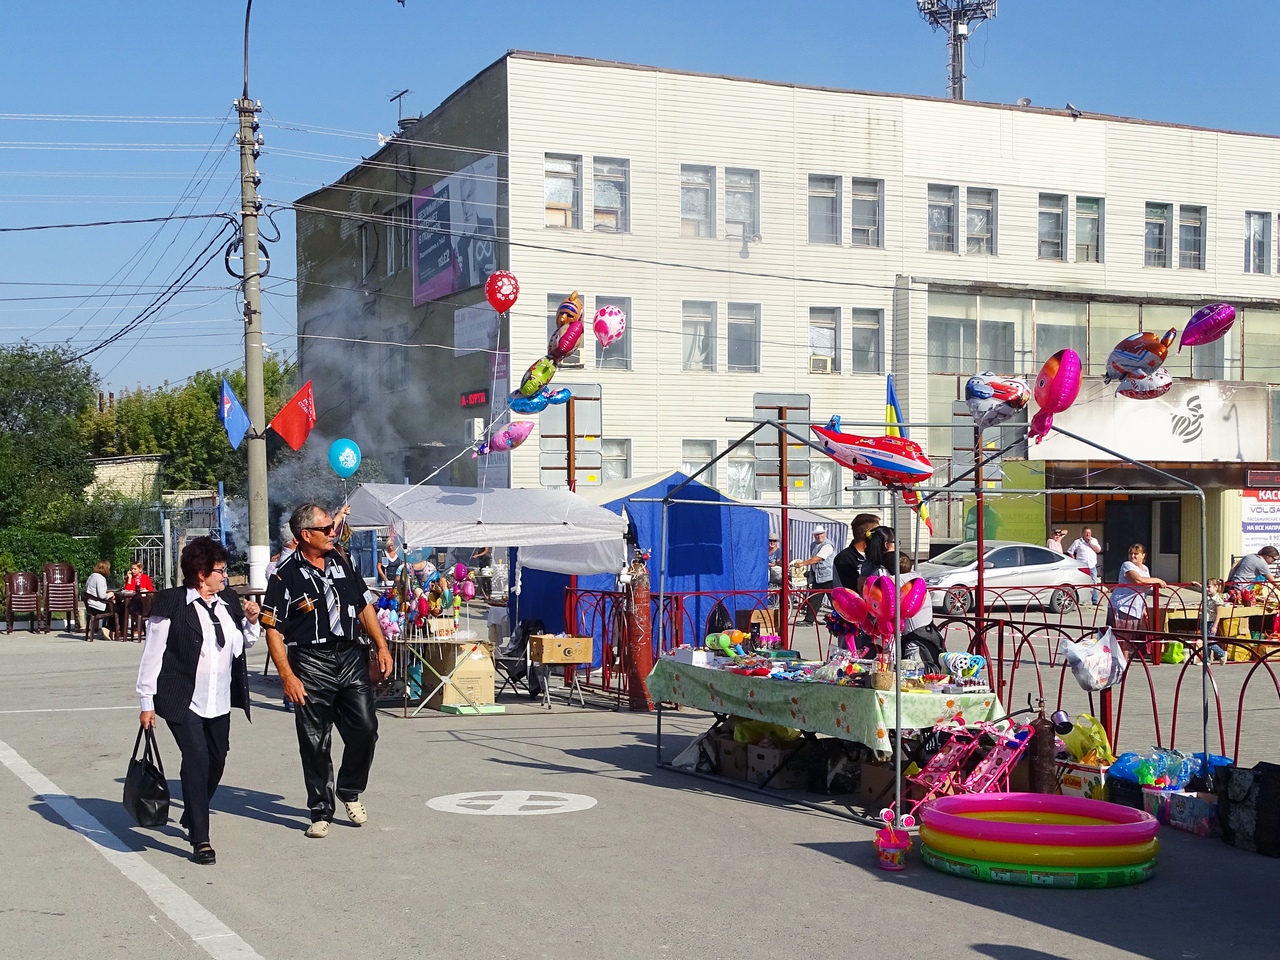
[{"xmin": 296, "ymin": 51, "xmax": 1280, "ymax": 580}]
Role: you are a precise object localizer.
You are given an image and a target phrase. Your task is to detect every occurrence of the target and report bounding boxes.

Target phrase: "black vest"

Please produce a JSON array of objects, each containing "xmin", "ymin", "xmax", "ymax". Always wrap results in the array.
[{"xmin": 150, "ymin": 586, "xmax": 251, "ymax": 724}]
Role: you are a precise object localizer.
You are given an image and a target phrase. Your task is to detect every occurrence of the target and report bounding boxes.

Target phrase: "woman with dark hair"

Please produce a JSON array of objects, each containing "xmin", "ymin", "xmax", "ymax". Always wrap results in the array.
[
  {"xmin": 85, "ymin": 560, "xmax": 116, "ymax": 640},
  {"xmin": 857, "ymin": 526, "xmax": 945, "ymax": 668},
  {"xmin": 136, "ymin": 537, "xmax": 261, "ymax": 866}
]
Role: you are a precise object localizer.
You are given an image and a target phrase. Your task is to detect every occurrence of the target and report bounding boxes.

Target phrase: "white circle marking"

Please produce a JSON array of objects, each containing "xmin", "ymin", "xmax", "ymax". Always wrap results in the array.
[{"xmin": 427, "ymin": 791, "xmax": 598, "ymax": 816}]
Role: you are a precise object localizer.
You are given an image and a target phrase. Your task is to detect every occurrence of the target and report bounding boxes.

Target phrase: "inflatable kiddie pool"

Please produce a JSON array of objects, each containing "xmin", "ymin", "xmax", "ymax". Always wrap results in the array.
[{"xmin": 919, "ymin": 793, "xmax": 1158, "ymax": 889}]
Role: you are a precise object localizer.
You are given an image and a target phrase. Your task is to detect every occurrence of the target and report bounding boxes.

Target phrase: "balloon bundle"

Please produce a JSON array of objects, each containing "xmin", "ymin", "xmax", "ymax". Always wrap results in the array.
[
  {"xmin": 449, "ymin": 562, "xmax": 477, "ymax": 602},
  {"xmin": 508, "ymin": 290, "xmax": 581, "ymax": 415},
  {"xmin": 1104, "ymin": 303, "xmax": 1237, "ymax": 401},
  {"xmin": 830, "ymin": 578, "xmax": 929, "ymax": 643},
  {"xmin": 376, "ymin": 606, "xmax": 401, "ymax": 640}
]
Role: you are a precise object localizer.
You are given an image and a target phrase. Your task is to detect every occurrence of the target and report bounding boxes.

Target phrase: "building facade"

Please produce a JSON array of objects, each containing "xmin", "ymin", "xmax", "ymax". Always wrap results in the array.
[{"xmin": 296, "ymin": 51, "xmax": 1280, "ymax": 579}]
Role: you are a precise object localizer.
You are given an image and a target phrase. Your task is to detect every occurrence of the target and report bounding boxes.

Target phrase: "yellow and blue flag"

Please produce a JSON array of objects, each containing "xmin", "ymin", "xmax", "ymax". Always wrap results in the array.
[{"xmin": 886, "ymin": 375, "xmax": 932, "ymax": 534}]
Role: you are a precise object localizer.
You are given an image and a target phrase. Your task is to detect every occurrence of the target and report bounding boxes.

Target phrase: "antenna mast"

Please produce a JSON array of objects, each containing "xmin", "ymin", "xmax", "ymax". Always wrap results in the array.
[{"xmin": 917, "ymin": 1, "xmax": 998, "ymax": 100}]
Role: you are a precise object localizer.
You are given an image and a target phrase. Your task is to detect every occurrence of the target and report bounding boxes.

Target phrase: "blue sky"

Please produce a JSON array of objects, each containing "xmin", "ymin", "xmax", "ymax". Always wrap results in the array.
[{"xmin": 3, "ymin": 1, "xmax": 1278, "ymax": 391}]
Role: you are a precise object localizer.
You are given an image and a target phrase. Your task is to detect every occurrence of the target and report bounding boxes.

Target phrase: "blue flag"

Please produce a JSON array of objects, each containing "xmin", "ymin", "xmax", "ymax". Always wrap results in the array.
[{"xmin": 219, "ymin": 377, "xmax": 252, "ymax": 449}]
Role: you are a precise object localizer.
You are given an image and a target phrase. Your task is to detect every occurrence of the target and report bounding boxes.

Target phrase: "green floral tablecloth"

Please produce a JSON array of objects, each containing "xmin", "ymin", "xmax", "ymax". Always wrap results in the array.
[{"xmin": 647, "ymin": 659, "xmax": 1002, "ymax": 753}]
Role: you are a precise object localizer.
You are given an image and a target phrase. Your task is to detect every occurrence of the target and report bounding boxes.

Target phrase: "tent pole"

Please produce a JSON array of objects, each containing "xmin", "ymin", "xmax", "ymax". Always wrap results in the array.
[
  {"xmin": 657, "ymin": 498, "xmax": 669, "ymax": 664},
  {"xmin": 892, "ymin": 488, "xmax": 903, "ymax": 826}
]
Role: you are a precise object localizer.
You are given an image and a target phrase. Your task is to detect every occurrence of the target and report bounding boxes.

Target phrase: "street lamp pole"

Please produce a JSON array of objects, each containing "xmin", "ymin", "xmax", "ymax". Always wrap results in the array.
[{"xmin": 238, "ymin": 0, "xmax": 269, "ymax": 588}]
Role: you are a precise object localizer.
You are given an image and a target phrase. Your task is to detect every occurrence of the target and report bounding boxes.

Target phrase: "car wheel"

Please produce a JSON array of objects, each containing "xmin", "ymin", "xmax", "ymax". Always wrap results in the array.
[
  {"xmin": 1049, "ymin": 586, "xmax": 1078, "ymax": 614},
  {"xmin": 943, "ymin": 587, "xmax": 973, "ymax": 615}
]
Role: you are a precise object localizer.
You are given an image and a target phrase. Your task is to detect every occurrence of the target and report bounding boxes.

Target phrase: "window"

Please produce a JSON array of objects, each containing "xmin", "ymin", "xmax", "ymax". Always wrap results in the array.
[
  {"xmin": 387, "ymin": 200, "xmax": 411, "ymax": 275},
  {"xmin": 726, "ymin": 302, "xmax": 761, "ymax": 373},
  {"xmin": 808, "ymin": 460, "xmax": 840, "ymax": 508},
  {"xmin": 1076, "ymin": 197, "xmax": 1103, "ymax": 262},
  {"xmin": 726, "ymin": 441, "xmax": 757, "ymax": 501},
  {"xmin": 1145, "ymin": 202, "xmax": 1172, "ymax": 267},
  {"xmin": 927, "ymin": 292, "xmax": 977, "ymax": 373},
  {"xmin": 1179, "ymin": 205, "xmax": 1206, "ymax": 269},
  {"xmin": 1037, "ymin": 194, "xmax": 1066, "ymax": 260},
  {"xmin": 594, "ymin": 295, "xmax": 631, "ymax": 369},
  {"xmin": 809, "ymin": 307, "xmax": 839, "ymax": 374},
  {"xmin": 681, "ymin": 439, "xmax": 716, "ymax": 487},
  {"xmin": 547, "ymin": 293, "xmax": 583, "ymax": 367},
  {"xmin": 979, "ymin": 297, "xmax": 1032, "ymax": 375},
  {"xmin": 966, "ymin": 188, "xmax": 996, "ymax": 255},
  {"xmin": 1245, "ymin": 212, "xmax": 1271, "ymax": 274},
  {"xmin": 808, "ymin": 175, "xmax": 840, "ymax": 244},
  {"xmin": 682, "ymin": 300, "xmax": 716, "ymax": 371},
  {"xmin": 1035, "ymin": 301, "xmax": 1087, "ymax": 365},
  {"xmin": 849, "ymin": 308, "xmax": 883, "ymax": 374},
  {"xmin": 851, "ymin": 178, "xmax": 882, "ymax": 247},
  {"xmin": 725, "ymin": 168, "xmax": 759, "ymax": 239},
  {"xmin": 544, "ymin": 154, "xmax": 581, "ymax": 228},
  {"xmin": 927, "ymin": 184, "xmax": 957, "ymax": 252},
  {"xmin": 1245, "ymin": 309, "xmax": 1280, "ymax": 383},
  {"xmin": 593, "ymin": 158, "xmax": 629, "ymax": 233},
  {"xmin": 358, "ymin": 222, "xmax": 375, "ymax": 280},
  {"xmin": 602, "ymin": 439, "xmax": 631, "ymax": 482},
  {"xmin": 680, "ymin": 164, "xmax": 715, "ymax": 237},
  {"xmin": 1088, "ymin": 302, "xmax": 1139, "ymax": 375}
]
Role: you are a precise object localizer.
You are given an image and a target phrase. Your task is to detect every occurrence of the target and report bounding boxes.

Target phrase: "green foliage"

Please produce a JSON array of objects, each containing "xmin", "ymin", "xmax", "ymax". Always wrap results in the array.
[
  {"xmin": 82, "ymin": 355, "xmax": 297, "ymax": 494},
  {"xmin": 0, "ymin": 528, "xmax": 131, "ymax": 586}
]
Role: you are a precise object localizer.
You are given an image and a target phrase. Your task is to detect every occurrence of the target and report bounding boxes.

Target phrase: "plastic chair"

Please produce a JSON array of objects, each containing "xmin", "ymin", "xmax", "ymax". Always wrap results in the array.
[
  {"xmin": 5, "ymin": 572, "xmax": 44, "ymax": 634},
  {"xmin": 82, "ymin": 590, "xmax": 116, "ymax": 641},
  {"xmin": 42, "ymin": 563, "xmax": 79, "ymax": 633},
  {"xmin": 125, "ymin": 591, "xmax": 154, "ymax": 641}
]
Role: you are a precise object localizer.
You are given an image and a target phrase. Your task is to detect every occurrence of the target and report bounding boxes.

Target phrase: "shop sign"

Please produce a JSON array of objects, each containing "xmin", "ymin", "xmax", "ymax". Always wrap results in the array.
[
  {"xmin": 460, "ymin": 388, "xmax": 489, "ymax": 409},
  {"xmin": 1029, "ymin": 380, "xmax": 1267, "ymax": 463},
  {"xmin": 1242, "ymin": 490, "xmax": 1280, "ymax": 553}
]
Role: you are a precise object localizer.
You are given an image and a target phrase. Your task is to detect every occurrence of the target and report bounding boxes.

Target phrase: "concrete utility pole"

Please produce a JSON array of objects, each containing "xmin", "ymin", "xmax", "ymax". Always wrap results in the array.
[
  {"xmin": 917, "ymin": 0, "xmax": 998, "ymax": 100},
  {"xmin": 238, "ymin": 0, "xmax": 269, "ymax": 588}
]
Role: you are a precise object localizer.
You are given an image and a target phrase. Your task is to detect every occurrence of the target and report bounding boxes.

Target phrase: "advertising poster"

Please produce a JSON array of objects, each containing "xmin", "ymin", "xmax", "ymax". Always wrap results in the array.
[
  {"xmin": 1242, "ymin": 489, "xmax": 1280, "ymax": 554},
  {"xmin": 412, "ymin": 154, "xmax": 499, "ymax": 305}
]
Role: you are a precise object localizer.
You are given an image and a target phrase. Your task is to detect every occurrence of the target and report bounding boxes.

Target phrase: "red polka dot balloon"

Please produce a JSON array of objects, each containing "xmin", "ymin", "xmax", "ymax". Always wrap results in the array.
[{"xmin": 485, "ymin": 270, "xmax": 519, "ymax": 313}]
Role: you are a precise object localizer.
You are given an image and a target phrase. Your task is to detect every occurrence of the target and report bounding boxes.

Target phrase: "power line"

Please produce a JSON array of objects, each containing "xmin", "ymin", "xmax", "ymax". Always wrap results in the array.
[{"xmin": 0, "ymin": 212, "xmax": 235, "ymax": 233}]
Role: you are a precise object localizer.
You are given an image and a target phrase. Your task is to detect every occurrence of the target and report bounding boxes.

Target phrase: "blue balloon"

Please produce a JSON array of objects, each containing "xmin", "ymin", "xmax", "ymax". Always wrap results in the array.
[
  {"xmin": 328, "ymin": 438, "xmax": 362, "ymax": 479},
  {"xmin": 509, "ymin": 393, "xmax": 549, "ymax": 414},
  {"xmin": 543, "ymin": 387, "xmax": 572, "ymax": 405}
]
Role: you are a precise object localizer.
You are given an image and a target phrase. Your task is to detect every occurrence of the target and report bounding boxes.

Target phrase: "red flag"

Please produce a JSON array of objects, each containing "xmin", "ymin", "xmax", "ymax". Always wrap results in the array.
[{"xmin": 269, "ymin": 380, "xmax": 316, "ymax": 451}]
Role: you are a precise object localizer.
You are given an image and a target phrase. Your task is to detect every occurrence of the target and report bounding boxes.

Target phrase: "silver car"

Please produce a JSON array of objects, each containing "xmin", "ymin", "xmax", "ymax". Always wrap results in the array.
[{"xmin": 917, "ymin": 540, "xmax": 1095, "ymax": 615}]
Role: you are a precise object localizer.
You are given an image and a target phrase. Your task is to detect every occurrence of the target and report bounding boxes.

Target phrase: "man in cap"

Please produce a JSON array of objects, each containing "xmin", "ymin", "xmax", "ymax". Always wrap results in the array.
[{"xmin": 796, "ymin": 526, "xmax": 836, "ymax": 624}]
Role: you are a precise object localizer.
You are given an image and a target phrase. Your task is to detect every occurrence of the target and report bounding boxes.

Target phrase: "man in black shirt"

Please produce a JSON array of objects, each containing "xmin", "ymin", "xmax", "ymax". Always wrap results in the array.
[
  {"xmin": 262, "ymin": 503, "xmax": 394, "ymax": 838},
  {"xmin": 833, "ymin": 513, "xmax": 881, "ymax": 591}
]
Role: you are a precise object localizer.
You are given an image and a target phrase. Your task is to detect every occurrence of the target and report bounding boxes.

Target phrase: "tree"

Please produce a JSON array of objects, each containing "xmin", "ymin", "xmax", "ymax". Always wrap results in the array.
[{"xmin": 0, "ymin": 344, "xmax": 97, "ymax": 529}]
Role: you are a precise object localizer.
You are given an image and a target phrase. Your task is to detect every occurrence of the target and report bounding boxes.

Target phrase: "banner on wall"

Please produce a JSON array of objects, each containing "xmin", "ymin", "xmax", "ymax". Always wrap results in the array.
[
  {"xmin": 1242, "ymin": 489, "xmax": 1280, "ymax": 554},
  {"xmin": 412, "ymin": 154, "xmax": 499, "ymax": 305},
  {"xmin": 453, "ymin": 303, "xmax": 499, "ymax": 357},
  {"xmin": 1030, "ymin": 380, "xmax": 1267, "ymax": 463}
]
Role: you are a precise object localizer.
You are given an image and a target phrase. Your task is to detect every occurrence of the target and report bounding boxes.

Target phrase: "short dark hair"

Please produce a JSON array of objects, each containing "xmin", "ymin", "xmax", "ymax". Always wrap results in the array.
[
  {"xmin": 181, "ymin": 536, "xmax": 229, "ymax": 588},
  {"xmin": 851, "ymin": 513, "xmax": 881, "ymax": 543},
  {"xmin": 289, "ymin": 502, "xmax": 328, "ymax": 539}
]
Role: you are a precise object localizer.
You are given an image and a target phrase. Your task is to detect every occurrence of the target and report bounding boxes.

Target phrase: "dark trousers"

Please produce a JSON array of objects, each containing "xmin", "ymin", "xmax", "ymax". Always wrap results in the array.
[
  {"xmin": 804, "ymin": 580, "xmax": 833, "ymax": 622},
  {"xmin": 289, "ymin": 644, "xmax": 379, "ymax": 823},
  {"xmin": 164, "ymin": 710, "xmax": 231, "ymax": 845}
]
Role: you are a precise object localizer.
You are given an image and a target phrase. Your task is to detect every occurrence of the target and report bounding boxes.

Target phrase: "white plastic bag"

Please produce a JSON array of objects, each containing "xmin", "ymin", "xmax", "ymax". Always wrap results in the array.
[{"xmin": 1059, "ymin": 628, "xmax": 1126, "ymax": 692}]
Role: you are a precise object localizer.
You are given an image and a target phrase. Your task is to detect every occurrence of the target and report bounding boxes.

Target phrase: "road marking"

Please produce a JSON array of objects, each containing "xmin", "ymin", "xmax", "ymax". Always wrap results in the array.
[
  {"xmin": 427, "ymin": 790, "xmax": 598, "ymax": 816},
  {"xmin": 0, "ymin": 736, "xmax": 264, "ymax": 960},
  {"xmin": 0, "ymin": 706, "xmax": 136, "ymax": 715}
]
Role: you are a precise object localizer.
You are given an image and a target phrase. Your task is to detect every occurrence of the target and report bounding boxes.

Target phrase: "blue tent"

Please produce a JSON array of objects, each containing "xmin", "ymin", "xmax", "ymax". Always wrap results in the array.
[{"xmin": 516, "ymin": 471, "xmax": 769, "ymax": 665}]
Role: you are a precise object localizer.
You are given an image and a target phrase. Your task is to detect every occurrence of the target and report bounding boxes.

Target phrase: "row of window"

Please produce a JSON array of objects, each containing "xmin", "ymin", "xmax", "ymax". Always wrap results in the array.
[{"xmin": 540, "ymin": 155, "xmax": 1280, "ymax": 274}]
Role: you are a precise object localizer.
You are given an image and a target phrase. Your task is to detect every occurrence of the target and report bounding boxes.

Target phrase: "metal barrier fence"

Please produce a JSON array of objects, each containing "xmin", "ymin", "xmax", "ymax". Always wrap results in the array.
[{"xmin": 564, "ymin": 580, "xmax": 1280, "ymax": 761}]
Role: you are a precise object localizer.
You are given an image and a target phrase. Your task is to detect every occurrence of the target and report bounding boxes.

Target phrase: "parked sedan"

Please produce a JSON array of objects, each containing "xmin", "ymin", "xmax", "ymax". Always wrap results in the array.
[{"xmin": 917, "ymin": 540, "xmax": 1095, "ymax": 615}]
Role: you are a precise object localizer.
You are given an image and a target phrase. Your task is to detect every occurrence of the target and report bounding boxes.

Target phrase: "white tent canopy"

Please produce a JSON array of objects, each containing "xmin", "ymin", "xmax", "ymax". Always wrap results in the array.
[{"xmin": 345, "ymin": 483, "xmax": 628, "ymax": 576}]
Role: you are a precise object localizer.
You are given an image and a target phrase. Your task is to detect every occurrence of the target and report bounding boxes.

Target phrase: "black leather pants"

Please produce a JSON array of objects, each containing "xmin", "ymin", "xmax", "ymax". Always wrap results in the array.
[{"xmin": 288, "ymin": 643, "xmax": 379, "ymax": 823}]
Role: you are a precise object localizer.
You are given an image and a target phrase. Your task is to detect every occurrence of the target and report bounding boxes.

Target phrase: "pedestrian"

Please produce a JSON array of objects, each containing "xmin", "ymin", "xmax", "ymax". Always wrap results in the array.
[
  {"xmin": 1226, "ymin": 545, "xmax": 1279, "ymax": 594},
  {"xmin": 834, "ymin": 513, "xmax": 881, "ymax": 590},
  {"xmin": 1046, "ymin": 529, "xmax": 1067, "ymax": 554},
  {"xmin": 1067, "ymin": 527, "xmax": 1102, "ymax": 605},
  {"xmin": 1109, "ymin": 543, "xmax": 1167, "ymax": 634},
  {"xmin": 135, "ymin": 536, "xmax": 261, "ymax": 866},
  {"xmin": 261, "ymin": 503, "xmax": 394, "ymax": 839},
  {"xmin": 795, "ymin": 526, "xmax": 836, "ymax": 624}
]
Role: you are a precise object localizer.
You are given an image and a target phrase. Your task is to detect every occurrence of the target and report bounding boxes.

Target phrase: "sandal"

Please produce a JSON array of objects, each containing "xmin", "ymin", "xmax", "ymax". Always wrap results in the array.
[{"xmin": 192, "ymin": 842, "xmax": 216, "ymax": 866}]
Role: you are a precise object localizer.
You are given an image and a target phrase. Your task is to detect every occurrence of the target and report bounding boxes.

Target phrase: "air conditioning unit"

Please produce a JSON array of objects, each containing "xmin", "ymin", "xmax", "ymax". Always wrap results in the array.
[
  {"xmin": 465, "ymin": 418, "xmax": 485, "ymax": 442},
  {"xmin": 809, "ymin": 355, "xmax": 834, "ymax": 374}
]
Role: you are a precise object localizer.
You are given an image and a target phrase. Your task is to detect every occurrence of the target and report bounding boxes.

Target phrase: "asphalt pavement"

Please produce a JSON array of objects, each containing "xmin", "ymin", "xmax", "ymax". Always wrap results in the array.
[{"xmin": 1, "ymin": 627, "xmax": 1277, "ymax": 960}]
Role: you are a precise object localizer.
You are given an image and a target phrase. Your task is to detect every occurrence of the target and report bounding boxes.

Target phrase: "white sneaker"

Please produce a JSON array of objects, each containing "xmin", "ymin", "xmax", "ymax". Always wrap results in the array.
[
  {"xmin": 343, "ymin": 800, "xmax": 368, "ymax": 826},
  {"xmin": 304, "ymin": 821, "xmax": 329, "ymax": 839}
]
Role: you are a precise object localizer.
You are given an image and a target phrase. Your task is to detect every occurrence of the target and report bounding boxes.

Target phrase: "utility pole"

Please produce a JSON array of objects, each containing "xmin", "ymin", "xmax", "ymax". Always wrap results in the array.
[
  {"xmin": 917, "ymin": 0, "xmax": 998, "ymax": 100},
  {"xmin": 238, "ymin": 0, "xmax": 269, "ymax": 588}
]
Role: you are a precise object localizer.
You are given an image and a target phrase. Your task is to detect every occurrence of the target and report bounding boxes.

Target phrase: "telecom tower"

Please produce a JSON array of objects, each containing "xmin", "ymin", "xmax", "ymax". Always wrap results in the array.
[{"xmin": 917, "ymin": 1, "xmax": 998, "ymax": 100}]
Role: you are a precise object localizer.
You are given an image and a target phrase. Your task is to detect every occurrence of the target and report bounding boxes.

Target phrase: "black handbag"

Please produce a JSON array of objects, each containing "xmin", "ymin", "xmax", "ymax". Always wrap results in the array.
[{"xmin": 123, "ymin": 725, "xmax": 170, "ymax": 828}]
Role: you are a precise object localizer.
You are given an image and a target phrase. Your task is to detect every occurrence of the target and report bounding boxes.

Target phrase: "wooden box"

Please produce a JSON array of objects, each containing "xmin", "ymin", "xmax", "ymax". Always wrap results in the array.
[{"xmin": 529, "ymin": 634, "xmax": 592, "ymax": 664}]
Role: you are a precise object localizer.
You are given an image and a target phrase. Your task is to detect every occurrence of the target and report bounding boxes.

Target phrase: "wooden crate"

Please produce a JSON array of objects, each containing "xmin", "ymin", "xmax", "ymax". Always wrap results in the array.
[{"xmin": 529, "ymin": 634, "xmax": 592, "ymax": 664}]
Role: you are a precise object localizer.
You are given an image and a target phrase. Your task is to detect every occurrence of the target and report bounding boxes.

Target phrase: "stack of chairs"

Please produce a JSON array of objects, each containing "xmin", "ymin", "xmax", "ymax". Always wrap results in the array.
[
  {"xmin": 42, "ymin": 563, "xmax": 79, "ymax": 634},
  {"xmin": 4, "ymin": 572, "xmax": 46, "ymax": 634}
]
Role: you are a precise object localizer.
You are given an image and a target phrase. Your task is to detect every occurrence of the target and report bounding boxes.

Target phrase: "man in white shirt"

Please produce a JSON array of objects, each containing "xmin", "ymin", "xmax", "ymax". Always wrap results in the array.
[
  {"xmin": 796, "ymin": 526, "xmax": 837, "ymax": 624},
  {"xmin": 1067, "ymin": 528, "xmax": 1102, "ymax": 605}
]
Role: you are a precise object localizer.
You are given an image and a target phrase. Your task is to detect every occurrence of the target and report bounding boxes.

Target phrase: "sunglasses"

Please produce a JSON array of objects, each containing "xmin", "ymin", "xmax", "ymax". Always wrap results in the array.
[{"xmin": 305, "ymin": 523, "xmax": 336, "ymax": 535}]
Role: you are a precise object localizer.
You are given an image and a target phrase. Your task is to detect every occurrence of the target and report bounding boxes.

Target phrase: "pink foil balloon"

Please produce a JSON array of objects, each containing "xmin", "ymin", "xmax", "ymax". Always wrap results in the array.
[
  {"xmin": 593, "ymin": 305, "xmax": 627, "ymax": 348},
  {"xmin": 1033, "ymin": 349, "xmax": 1083, "ymax": 415},
  {"xmin": 453, "ymin": 563, "xmax": 468, "ymax": 581},
  {"xmin": 1028, "ymin": 410, "xmax": 1055, "ymax": 444},
  {"xmin": 548, "ymin": 319, "xmax": 584, "ymax": 361},
  {"xmin": 900, "ymin": 578, "xmax": 928, "ymax": 619},
  {"xmin": 473, "ymin": 420, "xmax": 534, "ymax": 457},
  {"xmin": 1179, "ymin": 303, "xmax": 1236, "ymax": 353},
  {"xmin": 865, "ymin": 575, "xmax": 898, "ymax": 637},
  {"xmin": 831, "ymin": 587, "xmax": 872, "ymax": 630},
  {"xmin": 459, "ymin": 580, "xmax": 476, "ymax": 601}
]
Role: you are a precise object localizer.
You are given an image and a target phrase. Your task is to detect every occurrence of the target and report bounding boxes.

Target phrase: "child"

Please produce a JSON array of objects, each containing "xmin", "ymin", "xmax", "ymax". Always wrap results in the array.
[{"xmin": 1203, "ymin": 579, "xmax": 1229, "ymax": 664}]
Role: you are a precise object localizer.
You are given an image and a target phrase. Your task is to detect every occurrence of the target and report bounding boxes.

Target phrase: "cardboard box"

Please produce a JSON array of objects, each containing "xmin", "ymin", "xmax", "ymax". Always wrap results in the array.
[
  {"xmin": 1057, "ymin": 760, "xmax": 1110, "ymax": 801},
  {"xmin": 671, "ymin": 647, "xmax": 715, "ymax": 667},
  {"xmin": 747, "ymin": 742, "xmax": 807, "ymax": 790},
  {"xmin": 530, "ymin": 634, "xmax": 592, "ymax": 664},
  {"xmin": 714, "ymin": 735, "xmax": 749, "ymax": 781},
  {"xmin": 858, "ymin": 762, "xmax": 904, "ymax": 807},
  {"xmin": 1167, "ymin": 791, "xmax": 1221, "ymax": 837},
  {"xmin": 422, "ymin": 641, "xmax": 495, "ymax": 709}
]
